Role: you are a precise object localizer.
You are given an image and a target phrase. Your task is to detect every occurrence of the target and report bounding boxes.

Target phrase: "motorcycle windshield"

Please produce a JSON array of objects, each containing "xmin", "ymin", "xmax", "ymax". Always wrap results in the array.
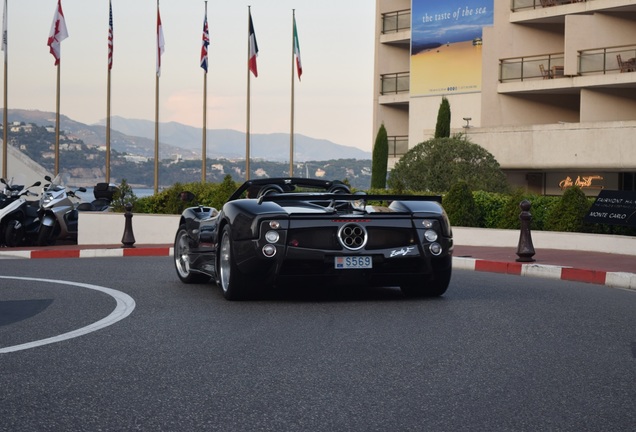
[{"xmin": 47, "ymin": 174, "xmax": 65, "ymax": 192}]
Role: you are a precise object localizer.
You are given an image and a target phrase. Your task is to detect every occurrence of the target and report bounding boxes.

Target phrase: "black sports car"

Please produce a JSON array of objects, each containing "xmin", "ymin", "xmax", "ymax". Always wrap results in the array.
[{"xmin": 174, "ymin": 178, "xmax": 453, "ymax": 300}]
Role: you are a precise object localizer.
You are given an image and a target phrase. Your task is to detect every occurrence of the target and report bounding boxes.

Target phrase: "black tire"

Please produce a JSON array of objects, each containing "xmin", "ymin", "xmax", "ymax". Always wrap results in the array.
[
  {"xmin": 174, "ymin": 225, "xmax": 210, "ymax": 284},
  {"xmin": 401, "ymin": 266, "xmax": 452, "ymax": 298},
  {"xmin": 218, "ymin": 225, "xmax": 255, "ymax": 301},
  {"xmin": 4, "ymin": 219, "xmax": 24, "ymax": 247},
  {"xmin": 37, "ymin": 224, "xmax": 56, "ymax": 246}
]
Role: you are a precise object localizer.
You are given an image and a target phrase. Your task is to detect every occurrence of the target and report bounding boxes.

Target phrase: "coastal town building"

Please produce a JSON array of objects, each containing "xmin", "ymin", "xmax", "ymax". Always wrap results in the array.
[{"xmin": 373, "ymin": 0, "xmax": 636, "ymax": 195}]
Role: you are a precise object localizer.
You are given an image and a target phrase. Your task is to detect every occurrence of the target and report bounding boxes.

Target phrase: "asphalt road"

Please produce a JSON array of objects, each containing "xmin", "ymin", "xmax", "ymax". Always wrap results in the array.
[{"xmin": 1, "ymin": 257, "xmax": 635, "ymax": 431}]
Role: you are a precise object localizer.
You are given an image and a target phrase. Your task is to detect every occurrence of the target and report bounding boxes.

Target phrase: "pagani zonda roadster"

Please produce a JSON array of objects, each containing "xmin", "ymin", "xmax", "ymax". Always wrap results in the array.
[{"xmin": 174, "ymin": 178, "xmax": 453, "ymax": 300}]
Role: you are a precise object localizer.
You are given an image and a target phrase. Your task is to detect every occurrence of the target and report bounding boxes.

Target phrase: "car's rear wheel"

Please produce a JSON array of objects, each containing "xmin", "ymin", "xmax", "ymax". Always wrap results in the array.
[
  {"xmin": 401, "ymin": 266, "xmax": 452, "ymax": 298},
  {"xmin": 174, "ymin": 225, "xmax": 210, "ymax": 284},
  {"xmin": 218, "ymin": 225, "xmax": 255, "ymax": 300}
]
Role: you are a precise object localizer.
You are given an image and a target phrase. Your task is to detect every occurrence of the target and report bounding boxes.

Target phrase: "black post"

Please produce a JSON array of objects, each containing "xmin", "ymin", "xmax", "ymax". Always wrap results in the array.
[
  {"xmin": 516, "ymin": 199, "xmax": 535, "ymax": 262},
  {"xmin": 121, "ymin": 203, "xmax": 136, "ymax": 248}
]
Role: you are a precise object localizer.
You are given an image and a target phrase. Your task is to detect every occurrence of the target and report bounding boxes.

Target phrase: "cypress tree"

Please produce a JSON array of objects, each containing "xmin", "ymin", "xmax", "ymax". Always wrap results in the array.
[
  {"xmin": 371, "ymin": 124, "xmax": 389, "ymax": 189},
  {"xmin": 434, "ymin": 96, "xmax": 451, "ymax": 138}
]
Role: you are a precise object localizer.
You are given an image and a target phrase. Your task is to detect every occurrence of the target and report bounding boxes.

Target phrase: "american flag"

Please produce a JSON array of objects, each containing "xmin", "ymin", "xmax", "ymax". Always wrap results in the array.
[
  {"xmin": 108, "ymin": 0, "xmax": 113, "ymax": 70},
  {"xmin": 200, "ymin": 9, "xmax": 209, "ymax": 73}
]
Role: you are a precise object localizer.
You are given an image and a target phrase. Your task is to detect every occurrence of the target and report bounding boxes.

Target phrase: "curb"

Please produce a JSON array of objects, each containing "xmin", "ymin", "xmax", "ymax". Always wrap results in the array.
[
  {"xmin": 453, "ymin": 257, "xmax": 636, "ymax": 291},
  {"xmin": 0, "ymin": 246, "xmax": 173, "ymax": 260},
  {"xmin": 0, "ymin": 247, "xmax": 634, "ymax": 292}
]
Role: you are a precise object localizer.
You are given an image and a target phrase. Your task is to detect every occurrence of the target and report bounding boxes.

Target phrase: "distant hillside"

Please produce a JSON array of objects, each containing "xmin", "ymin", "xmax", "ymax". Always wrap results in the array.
[
  {"xmin": 98, "ymin": 116, "xmax": 371, "ymax": 162},
  {"xmin": 0, "ymin": 109, "xmax": 371, "ymax": 162}
]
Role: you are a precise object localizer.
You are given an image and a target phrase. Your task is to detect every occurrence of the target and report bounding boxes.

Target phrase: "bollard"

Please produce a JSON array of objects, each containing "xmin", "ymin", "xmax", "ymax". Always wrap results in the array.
[
  {"xmin": 121, "ymin": 202, "xmax": 136, "ymax": 248},
  {"xmin": 516, "ymin": 199, "xmax": 535, "ymax": 262}
]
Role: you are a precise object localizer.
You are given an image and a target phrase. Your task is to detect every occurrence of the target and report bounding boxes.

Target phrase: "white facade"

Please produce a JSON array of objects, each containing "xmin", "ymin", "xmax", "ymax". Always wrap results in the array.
[{"xmin": 374, "ymin": 0, "xmax": 636, "ymax": 194}]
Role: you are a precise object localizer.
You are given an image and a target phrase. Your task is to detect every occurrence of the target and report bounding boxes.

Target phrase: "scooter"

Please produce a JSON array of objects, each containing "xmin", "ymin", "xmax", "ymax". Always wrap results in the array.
[
  {"xmin": 0, "ymin": 178, "xmax": 42, "ymax": 247},
  {"xmin": 37, "ymin": 175, "xmax": 118, "ymax": 246}
]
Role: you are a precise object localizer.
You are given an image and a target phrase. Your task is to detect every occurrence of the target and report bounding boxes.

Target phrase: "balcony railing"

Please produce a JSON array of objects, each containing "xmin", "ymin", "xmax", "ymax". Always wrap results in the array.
[
  {"xmin": 388, "ymin": 136, "xmax": 409, "ymax": 157},
  {"xmin": 381, "ymin": 72, "xmax": 410, "ymax": 94},
  {"xmin": 381, "ymin": 10, "xmax": 411, "ymax": 34},
  {"xmin": 579, "ymin": 45, "xmax": 636, "ymax": 75},
  {"xmin": 511, "ymin": 0, "xmax": 589, "ymax": 12},
  {"xmin": 499, "ymin": 53, "xmax": 564, "ymax": 82}
]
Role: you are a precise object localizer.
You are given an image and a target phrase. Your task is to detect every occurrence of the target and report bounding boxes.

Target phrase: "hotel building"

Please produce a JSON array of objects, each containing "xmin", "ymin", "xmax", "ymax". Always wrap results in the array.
[{"xmin": 373, "ymin": 0, "xmax": 636, "ymax": 195}]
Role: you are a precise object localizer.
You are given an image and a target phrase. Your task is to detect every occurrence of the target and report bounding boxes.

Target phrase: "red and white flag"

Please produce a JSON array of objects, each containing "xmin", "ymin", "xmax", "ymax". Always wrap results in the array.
[
  {"xmin": 108, "ymin": 0, "xmax": 113, "ymax": 70},
  {"xmin": 293, "ymin": 15, "xmax": 302, "ymax": 80},
  {"xmin": 156, "ymin": 5, "xmax": 165, "ymax": 77},
  {"xmin": 248, "ymin": 10, "xmax": 258, "ymax": 77},
  {"xmin": 47, "ymin": 0, "xmax": 68, "ymax": 66}
]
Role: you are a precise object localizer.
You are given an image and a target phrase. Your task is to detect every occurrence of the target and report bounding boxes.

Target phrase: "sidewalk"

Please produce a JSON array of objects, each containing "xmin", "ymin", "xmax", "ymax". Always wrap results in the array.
[
  {"xmin": 453, "ymin": 245, "xmax": 635, "ymax": 291},
  {"xmin": 1, "ymin": 242, "xmax": 634, "ymax": 291}
]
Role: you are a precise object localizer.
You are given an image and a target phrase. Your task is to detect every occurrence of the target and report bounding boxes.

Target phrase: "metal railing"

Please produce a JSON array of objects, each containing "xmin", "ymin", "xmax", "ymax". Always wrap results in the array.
[
  {"xmin": 388, "ymin": 136, "xmax": 409, "ymax": 157},
  {"xmin": 511, "ymin": 0, "xmax": 589, "ymax": 12},
  {"xmin": 380, "ymin": 72, "xmax": 410, "ymax": 94},
  {"xmin": 381, "ymin": 10, "xmax": 411, "ymax": 34},
  {"xmin": 579, "ymin": 45, "xmax": 636, "ymax": 75},
  {"xmin": 499, "ymin": 53, "xmax": 564, "ymax": 82}
]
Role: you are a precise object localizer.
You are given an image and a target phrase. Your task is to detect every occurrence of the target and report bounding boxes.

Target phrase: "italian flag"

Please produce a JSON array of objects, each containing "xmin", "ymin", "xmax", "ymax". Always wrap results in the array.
[{"xmin": 293, "ymin": 15, "xmax": 302, "ymax": 80}]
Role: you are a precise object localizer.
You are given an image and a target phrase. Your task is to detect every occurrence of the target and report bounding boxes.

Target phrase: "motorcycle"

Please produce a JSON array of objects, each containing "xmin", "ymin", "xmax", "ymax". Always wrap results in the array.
[
  {"xmin": 0, "ymin": 178, "xmax": 42, "ymax": 247},
  {"xmin": 36, "ymin": 175, "xmax": 118, "ymax": 246}
]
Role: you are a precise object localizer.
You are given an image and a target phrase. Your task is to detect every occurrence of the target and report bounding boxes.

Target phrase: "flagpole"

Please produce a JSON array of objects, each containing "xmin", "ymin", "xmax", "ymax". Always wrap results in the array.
[
  {"xmin": 2, "ymin": 0, "xmax": 7, "ymax": 179},
  {"xmin": 154, "ymin": 70, "xmax": 159, "ymax": 194},
  {"xmin": 154, "ymin": 0, "xmax": 161, "ymax": 194},
  {"xmin": 245, "ymin": 6, "xmax": 251, "ymax": 181},
  {"xmin": 106, "ymin": 67, "xmax": 111, "ymax": 183},
  {"xmin": 201, "ymin": 1, "xmax": 208, "ymax": 183},
  {"xmin": 289, "ymin": 10, "xmax": 295, "ymax": 178},
  {"xmin": 202, "ymin": 64, "xmax": 207, "ymax": 183},
  {"xmin": 106, "ymin": 0, "xmax": 112, "ymax": 183},
  {"xmin": 55, "ymin": 61, "xmax": 61, "ymax": 175}
]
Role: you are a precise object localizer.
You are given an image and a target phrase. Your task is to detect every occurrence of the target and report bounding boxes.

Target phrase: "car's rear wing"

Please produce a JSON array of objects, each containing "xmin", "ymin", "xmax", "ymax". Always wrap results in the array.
[{"xmin": 258, "ymin": 193, "xmax": 442, "ymax": 205}]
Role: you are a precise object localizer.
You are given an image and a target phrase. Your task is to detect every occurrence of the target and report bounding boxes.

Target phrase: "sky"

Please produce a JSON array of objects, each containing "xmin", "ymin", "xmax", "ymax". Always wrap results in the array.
[
  {"xmin": 2, "ymin": 0, "xmax": 376, "ymax": 153},
  {"xmin": 412, "ymin": 0, "xmax": 493, "ymax": 45}
]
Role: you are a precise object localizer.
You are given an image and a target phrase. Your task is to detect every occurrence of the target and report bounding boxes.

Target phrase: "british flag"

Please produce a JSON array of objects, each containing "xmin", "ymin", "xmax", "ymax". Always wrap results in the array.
[{"xmin": 200, "ymin": 9, "xmax": 209, "ymax": 72}]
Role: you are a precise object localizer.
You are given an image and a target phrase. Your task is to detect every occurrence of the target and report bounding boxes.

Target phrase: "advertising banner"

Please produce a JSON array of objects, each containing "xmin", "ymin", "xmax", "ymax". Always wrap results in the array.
[{"xmin": 411, "ymin": 0, "xmax": 493, "ymax": 96}]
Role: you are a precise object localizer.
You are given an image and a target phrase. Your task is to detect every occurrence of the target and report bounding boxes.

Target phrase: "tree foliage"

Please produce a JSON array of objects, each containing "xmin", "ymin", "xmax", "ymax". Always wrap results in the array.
[
  {"xmin": 387, "ymin": 136, "xmax": 509, "ymax": 193},
  {"xmin": 370, "ymin": 124, "xmax": 389, "ymax": 189},
  {"xmin": 544, "ymin": 186, "xmax": 593, "ymax": 232},
  {"xmin": 442, "ymin": 181, "xmax": 480, "ymax": 227},
  {"xmin": 434, "ymin": 96, "xmax": 451, "ymax": 138}
]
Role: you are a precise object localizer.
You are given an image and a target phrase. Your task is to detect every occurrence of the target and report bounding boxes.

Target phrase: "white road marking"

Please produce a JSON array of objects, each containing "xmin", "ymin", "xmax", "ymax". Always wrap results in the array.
[{"xmin": 0, "ymin": 276, "xmax": 136, "ymax": 354}]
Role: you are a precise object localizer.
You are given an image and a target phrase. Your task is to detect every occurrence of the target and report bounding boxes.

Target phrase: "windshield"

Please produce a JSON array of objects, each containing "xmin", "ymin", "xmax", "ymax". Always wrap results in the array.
[{"xmin": 46, "ymin": 174, "xmax": 66, "ymax": 192}]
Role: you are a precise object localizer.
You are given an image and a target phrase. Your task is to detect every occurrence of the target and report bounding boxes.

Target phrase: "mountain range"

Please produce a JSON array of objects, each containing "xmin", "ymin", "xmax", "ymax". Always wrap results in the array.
[{"xmin": 3, "ymin": 109, "xmax": 371, "ymax": 162}]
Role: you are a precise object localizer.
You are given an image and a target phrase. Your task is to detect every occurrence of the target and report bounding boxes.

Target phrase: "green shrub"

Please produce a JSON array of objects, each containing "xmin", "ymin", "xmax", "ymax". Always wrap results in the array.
[
  {"xmin": 111, "ymin": 179, "xmax": 138, "ymax": 213},
  {"xmin": 544, "ymin": 186, "xmax": 592, "ymax": 232},
  {"xmin": 472, "ymin": 190, "xmax": 507, "ymax": 228},
  {"xmin": 442, "ymin": 181, "xmax": 480, "ymax": 227},
  {"xmin": 134, "ymin": 175, "xmax": 238, "ymax": 214}
]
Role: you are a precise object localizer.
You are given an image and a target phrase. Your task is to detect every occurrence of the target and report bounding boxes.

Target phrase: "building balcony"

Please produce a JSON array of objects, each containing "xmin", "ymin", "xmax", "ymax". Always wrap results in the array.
[
  {"xmin": 388, "ymin": 136, "xmax": 409, "ymax": 157},
  {"xmin": 498, "ymin": 46, "xmax": 636, "ymax": 93},
  {"xmin": 380, "ymin": 9, "xmax": 410, "ymax": 46},
  {"xmin": 510, "ymin": 0, "xmax": 636, "ymax": 24},
  {"xmin": 379, "ymin": 72, "xmax": 410, "ymax": 105}
]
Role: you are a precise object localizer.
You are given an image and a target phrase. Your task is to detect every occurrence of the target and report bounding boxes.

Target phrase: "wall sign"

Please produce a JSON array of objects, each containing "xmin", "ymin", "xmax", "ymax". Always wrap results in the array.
[
  {"xmin": 585, "ymin": 190, "xmax": 636, "ymax": 227},
  {"xmin": 558, "ymin": 175, "xmax": 604, "ymax": 190}
]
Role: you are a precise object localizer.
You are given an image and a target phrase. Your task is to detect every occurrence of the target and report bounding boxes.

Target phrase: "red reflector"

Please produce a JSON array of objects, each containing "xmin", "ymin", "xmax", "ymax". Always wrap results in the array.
[{"xmin": 331, "ymin": 219, "xmax": 370, "ymax": 223}]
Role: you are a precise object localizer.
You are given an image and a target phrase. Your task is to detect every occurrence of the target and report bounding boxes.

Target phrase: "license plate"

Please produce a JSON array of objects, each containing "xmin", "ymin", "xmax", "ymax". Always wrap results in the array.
[{"xmin": 335, "ymin": 256, "xmax": 372, "ymax": 269}]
